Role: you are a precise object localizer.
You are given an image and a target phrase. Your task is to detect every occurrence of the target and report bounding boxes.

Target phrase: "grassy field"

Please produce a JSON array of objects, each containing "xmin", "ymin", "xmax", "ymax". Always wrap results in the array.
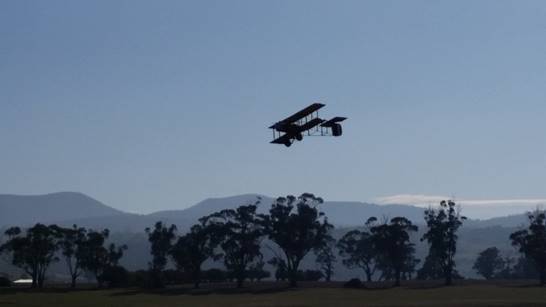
[{"xmin": 3, "ymin": 282, "xmax": 546, "ymax": 307}]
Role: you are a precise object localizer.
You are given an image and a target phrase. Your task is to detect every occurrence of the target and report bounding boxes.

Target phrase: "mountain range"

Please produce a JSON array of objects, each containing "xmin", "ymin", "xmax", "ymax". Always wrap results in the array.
[{"xmin": 0, "ymin": 192, "xmax": 531, "ymax": 231}]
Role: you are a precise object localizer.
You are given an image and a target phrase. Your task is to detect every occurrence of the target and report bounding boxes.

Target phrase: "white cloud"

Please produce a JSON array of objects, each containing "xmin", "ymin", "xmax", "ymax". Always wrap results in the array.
[{"xmin": 374, "ymin": 194, "xmax": 546, "ymax": 207}]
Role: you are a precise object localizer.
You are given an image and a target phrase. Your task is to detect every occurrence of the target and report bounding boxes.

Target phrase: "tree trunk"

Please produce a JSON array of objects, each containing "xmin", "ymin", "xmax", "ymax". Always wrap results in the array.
[
  {"xmin": 445, "ymin": 267, "xmax": 453, "ymax": 286},
  {"xmin": 289, "ymin": 276, "xmax": 298, "ymax": 288},
  {"xmin": 31, "ymin": 270, "xmax": 38, "ymax": 288},
  {"xmin": 365, "ymin": 271, "xmax": 372, "ymax": 283},
  {"xmin": 96, "ymin": 274, "xmax": 104, "ymax": 288},
  {"xmin": 236, "ymin": 267, "xmax": 245, "ymax": 288},
  {"xmin": 193, "ymin": 268, "xmax": 201, "ymax": 289},
  {"xmin": 287, "ymin": 258, "xmax": 299, "ymax": 288},
  {"xmin": 394, "ymin": 269, "xmax": 401, "ymax": 287}
]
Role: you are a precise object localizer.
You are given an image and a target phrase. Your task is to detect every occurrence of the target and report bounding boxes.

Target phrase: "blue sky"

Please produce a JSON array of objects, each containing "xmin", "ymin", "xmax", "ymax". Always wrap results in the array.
[{"xmin": 1, "ymin": 1, "xmax": 546, "ymax": 216}]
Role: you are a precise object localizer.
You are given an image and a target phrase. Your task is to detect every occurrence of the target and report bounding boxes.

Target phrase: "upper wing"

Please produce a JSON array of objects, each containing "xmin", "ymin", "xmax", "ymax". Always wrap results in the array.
[
  {"xmin": 321, "ymin": 116, "xmax": 347, "ymax": 127},
  {"xmin": 269, "ymin": 103, "xmax": 325, "ymax": 129}
]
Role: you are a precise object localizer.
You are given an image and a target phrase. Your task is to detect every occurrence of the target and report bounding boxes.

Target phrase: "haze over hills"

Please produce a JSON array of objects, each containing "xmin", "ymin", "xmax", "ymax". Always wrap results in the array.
[
  {"xmin": 0, "ymin": 192, "xmax": 532, "ymax": 231},
  {"xmin": 0, "ymin": 192, "xmax": 125, "ymax": 227}
]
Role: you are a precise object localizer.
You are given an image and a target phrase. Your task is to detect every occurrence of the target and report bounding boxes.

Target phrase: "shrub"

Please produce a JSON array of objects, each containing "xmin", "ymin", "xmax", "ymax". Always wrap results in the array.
[
  {"xmin": 344, "ymin": 278, "xmax": 363, "ymax": 289},
  {"xmin": 101, "ymin": 266, "xmax": 129, "ymax": 288},
  {"xmin": 203, "ymin": 269, "xmax": 227, "ymax": 283},
  {"xmin": 0, "ymin": 277, "xmax": 11, "ymax": 287}
]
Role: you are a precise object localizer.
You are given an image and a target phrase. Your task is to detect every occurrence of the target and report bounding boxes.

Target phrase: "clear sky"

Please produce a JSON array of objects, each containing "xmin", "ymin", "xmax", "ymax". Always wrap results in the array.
[{"xmin": 1, "ymin": 0, "xmax": 546, "ymax": 216}]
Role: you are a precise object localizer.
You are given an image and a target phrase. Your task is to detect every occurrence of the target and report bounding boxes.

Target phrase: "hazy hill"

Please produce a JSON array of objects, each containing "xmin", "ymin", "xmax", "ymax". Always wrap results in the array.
[
  {"xmin": 0, "ymin": 192, "xmax": 125, "ymax": 228},
  {"xmin": 0, "ymin": 192, "xmax": 530, "ymax": 231},
  {"xmin": 465, "ymin": 214, "xmax": 528, "ymax": 228},
  {"xmin": 149, "ymin": 194, "xmax": 270, "ymax": 222}
]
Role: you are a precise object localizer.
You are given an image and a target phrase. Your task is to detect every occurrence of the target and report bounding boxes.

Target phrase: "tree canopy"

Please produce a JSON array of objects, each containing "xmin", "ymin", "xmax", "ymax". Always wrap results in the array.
[
  {"xmin": 422, "ymin": 200, "xmax": 466, "ymax": 285},
  {"xmin": 265, "ymin": 193, "xmax": 333, "ymax": 287}
]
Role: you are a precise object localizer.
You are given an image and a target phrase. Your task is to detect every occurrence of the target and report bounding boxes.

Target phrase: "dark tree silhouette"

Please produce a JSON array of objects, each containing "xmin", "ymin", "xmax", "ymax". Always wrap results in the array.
[
  {"xmin": 510, "ymin": 210, "xmax": 546, "ymax": 285},
  {"xmin": 0, "ymin": 224, "xmax": 60, "ymax": 288},
  {"xmin": 79, "ymin": 229, "xmax": 127, "ymax": 287},
  {"xmin": 145, "ymin": 221, "xmax": 177, "ymax": 288},
  {"xmin": 170, "ymin": 220, "xmax": 220, "ymax": 289},
  {"xmin": 370, "ymin": 217, "xmax": 418, "ymax": 287},
  {"xmin": 315, "ymin": 235, "xmax": 336, "ymax": 282},
  {"xmin": 511, "ymin": 256, "xmax": 539, "ymax": 279},
  {"xmin": 473, "ymin": 247, "xmax": 505, "ymax": 280},
  {"xmin": 422, "ymin": 200, "xmax": 466, "ymax": 285},
  {"xmin": 264, "ymin": 193, "xmax": 333, "ymax": 287},
  {"xmin": 54, "ymin": 225, "xmax": 87, "ymax": 288},
  {"xmin": 203, "ymin": 200, "xmax": 266, "ymax": 288},
  {"xmin": 338, "ymin": 218, "xmax": 379, "ymax": 282}
]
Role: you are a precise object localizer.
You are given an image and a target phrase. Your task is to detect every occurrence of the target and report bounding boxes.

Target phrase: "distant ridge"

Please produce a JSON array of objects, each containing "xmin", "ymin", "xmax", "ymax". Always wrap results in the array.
[
  {"xmin": 0, "ymin": 192, "xmax": 532, "ymax": 231},
  {"xmin": 0, "ymin": 192, "xmax": 124, "ymax": 228}
]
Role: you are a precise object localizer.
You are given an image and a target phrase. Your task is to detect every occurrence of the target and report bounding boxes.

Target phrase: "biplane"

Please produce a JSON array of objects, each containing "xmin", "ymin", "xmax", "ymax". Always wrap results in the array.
[{"xmin": 269, "ymin": 103, "xmax": 347, "ymax": 147}]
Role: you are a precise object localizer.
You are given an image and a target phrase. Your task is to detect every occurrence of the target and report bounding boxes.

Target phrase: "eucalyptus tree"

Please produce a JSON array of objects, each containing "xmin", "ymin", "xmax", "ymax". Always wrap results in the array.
[
  {"xmin": 54, "ymin": 225, "xmax": 87, "ymax": 288},
  {"xmin": 145, "ymin": 222, "xmax": 177, "ymax": 287},
  {"xmin": 0, "ymin": 224, "xmax": 60, "ymax": 288},
  {"xmin": 473, "ymin": 247, "xmax": 504, "ymax": 280},
  {"xmin": 370, "ymin": 217, "xmax": 418, "ymax": 287},
  {"xmin": 337, "ymin": 218, "xmax": 379, "ymax": 282},
  {"xmin": 265, "ymin": 193, "xmax": 333, "ymax": 287},
  {"xmin": 204, "ymin": 199, "xmax": 266, "ymax": 288},
  {"xmin": 510, "ymin": 210, "xmax": 546, "ymax": 285},
  {"xmin": 422, "ymin": 200, "xmax": 466, "ymax": 285},
  {"xmin": 315, "ymin": 235, "xmax": 336, "ymax": 282},
  {"xmin": 79, "ymin": 229, "xmax": 127, "ymax": 287},
  {"xmin": 170, "ymin": 219, "xmax": 221, "ymax": 289}
]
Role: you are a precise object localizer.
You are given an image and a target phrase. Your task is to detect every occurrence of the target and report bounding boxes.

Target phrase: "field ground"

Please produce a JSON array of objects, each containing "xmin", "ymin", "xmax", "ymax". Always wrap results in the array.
[{"xmin": 2, "ymin": 281, "xmax": 546, "ymax": 307}]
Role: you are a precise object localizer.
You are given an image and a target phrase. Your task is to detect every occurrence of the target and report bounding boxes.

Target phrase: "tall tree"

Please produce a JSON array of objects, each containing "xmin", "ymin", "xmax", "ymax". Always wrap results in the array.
[
  {"xmin": 473, "ymin": 247, "xmax": 505, "ymax": 280},
  {"xmin": 370, "ymin": 217, "xmax": 418, "ymax": 287},
  {"xmin": 54, "ymin": 225, "xmax": 87, "ymax": 288},
  {"xmin": 145, "ymin": 222, "xmax": 177, "ymax": 288},
  {"xmin": 337, "ymin": 218, "xmax": 379, "ymax": 282},
  {"xmin": 204, "ymin": 200, "xmax": 266, "ymax": 288},
  {"xmin": 0, "ymin": 224, "xmax": 60, "ymax": 288},
  {"xmin": 265, "ymin": 193, "xmax": 333, "ymax": 287},
  {"xmin": 510, "ymin": 210, "xmax": 546, "ymax": 285},
  {"xmin": 314, "ymin": 235, "xmax": 336, "ymax": 282},
  {"xmin": 170, "ymin": 220, "xmax": 220, "ymax": 289},
  {"xmin": 79, "ymin": 229, "xmax": 127, "ymax": 287},
  {"xmin": 421, "ymin": 200, "xmax": 466, "ymax": 285}
]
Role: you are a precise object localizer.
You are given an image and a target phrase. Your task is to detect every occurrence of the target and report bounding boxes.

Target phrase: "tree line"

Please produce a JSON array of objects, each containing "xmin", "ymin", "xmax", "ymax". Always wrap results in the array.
[
  {"xmin": 2, "ymin": 194, "xmax": 546, "ymax": 288},
  {"xmin": 0, "ymin": 225, "xmax": 126, "ymax": 288},
  {"xmin": 142, "ymin": 196, "xmax": 467, "ymax": 288}
]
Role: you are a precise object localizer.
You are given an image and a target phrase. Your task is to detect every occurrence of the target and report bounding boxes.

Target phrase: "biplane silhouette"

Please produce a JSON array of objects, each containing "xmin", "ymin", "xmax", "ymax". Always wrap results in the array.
[{"xmin": 269, "ymin": 103, "xmax": 346, "ymax": 147}]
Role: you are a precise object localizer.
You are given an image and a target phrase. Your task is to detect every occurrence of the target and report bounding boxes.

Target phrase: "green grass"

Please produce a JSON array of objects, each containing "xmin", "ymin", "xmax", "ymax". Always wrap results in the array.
[{"xmin": 3, "ymin": 283, "xmax": 546, "ymax": 307}]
